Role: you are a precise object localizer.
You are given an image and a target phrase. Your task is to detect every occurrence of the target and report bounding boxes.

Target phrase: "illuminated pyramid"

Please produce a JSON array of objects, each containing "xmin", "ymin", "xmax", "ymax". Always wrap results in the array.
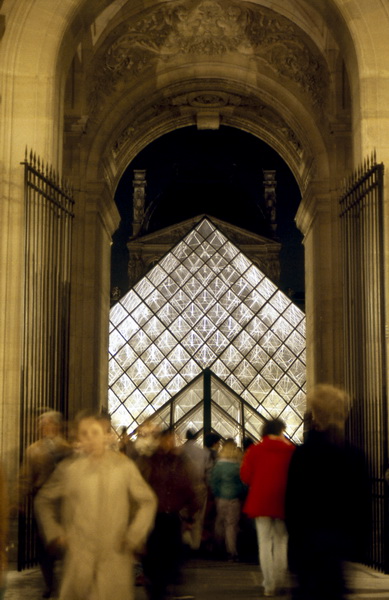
[{"xmin": 109, "ymin": 217, "xmax": 306, "ymax": 443}]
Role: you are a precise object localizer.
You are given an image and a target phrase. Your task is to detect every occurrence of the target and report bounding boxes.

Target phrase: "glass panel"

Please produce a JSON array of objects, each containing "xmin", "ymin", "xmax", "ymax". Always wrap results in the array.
[
  {"xmin": 110, "ymin": 303, "xmax": 128, "ymax": 327},
  {"xmin": 208, "ymin": 276, "xmax": 227, "ymax": 299},
  {"xmin": 143, "ymin": 316, "xmax": 165, "ymax": 341},
  {"xmin": 195, "ymin": 316, "xmax": 216, "ymax": 341},
  {"xmin": 109, "ymin": 358, "xmax": 123, "ymax": 386},
  {"xmin": 258, "ymin": 304, "xmax": 279, "ymax": 327},
  {"xmin": 231, "ymin": 303, "xmax": 254, "ymax": 327},
  {"xmin": 207, "ymin": 228, "xmax": 227, "ymax": 249},
  {"xmin": 284, "ymin": 303, "xmax": 304, "ymax": 327},
  {"xmin": 159, "ymin": 277, "xmax": 179, "ymax": 300},
  {"xmin": 196, "ymin": 218, "xmax": 217, "ymax": 239},
  {"xmin": 193, "ymin": 344, "xmax": 217, "ymax": 367},
  {"xmin": 272, "ymin": 315, "xmax": 294, "ymax": 342},
  {"xmin": 184, "ymin": 254, "xmax": 204, "ymax": 274},
  {"xmin": 157, "ymin": 302, "xmax": 179, "ymax": 326},
  {"xmin": 147, "ymin": 264, "xmax": 168, "ymax": 287},
  {"xmin": 166, "ymin": 373, "xmax": 186, "ymax": 395},
  {"xmin": 271, "ymin": 290, "xmax": 292, "ymax": 313},
  {"xmin": 182, "ymin": 303, "xmax": 202, "ymax": 327},
  {"xmin": 207, "ymin": 253, "xmax": 228, "ymax": 274},
  {"xmin": 245, "ymin": 265, "xmax": 264, "ymax": 287},
  {"xmin": 131, "ymin": 304, "xmax": 154, "ymax": 327},
  {"xmin": 146, "ymin": 289, "xmax": 168, "ymax": 313},
  {"xmin": 154, "ymin": 359, "xmax": 177, "ymax": 385},
  {"xmin": 195, "ymin": 264, "xmax": 215, "ymax": 287},
  {"xmin": 109, "ymin": 329, "xmax": 127, "ymax": 356},
  {"xmin": 138, "ymin": 374, "xmax": 163, "ymax": 400},
  {"xmin": 211, "ymin": 404, "xmax": 240, "ymax": 442},
  {"xmin": 115, "ymin": 343, "xmax": 138, "ymax": 370},
  {"xmin": 170, "ymin": 263, "xmax": 191, "ymax": 286},
  {"xmin": 129, "ymin": 330, "xmax": 152, "ymax": 354},
  {"xmin": 262, "ymin": 390, "xmax": 287, "ymax": 417},
  {"xmin": 219, "ymin": 240, "xmax": 239, "ymax": 261},
  {"xmin": 181, "ymin": 330, "xmax": 204, "ymax": 352},
  {"xmin": 124, "ymin": 390, "xmax": 148, "ymax": 419},
  {"xmin": 248, "ymin": 375, "xmax": 272, "ymax": 400},
  {"xmin": 233, "ymin": 359, "xmax": 257, "ymax": 386},
  {"xmin": 207, "ymin": 329, "xmax": 229, "ymax": 354},
  {"xmin": 180, "ymin": 360, "xmax": 202, "ymax": 381},
  {"xmin": 273, "ymin": 346, "xmax": 297, "ymax": 370},
  {"xmin": 194, "ymin": 289, "xmax": 215, "ymax": 312},
  {"xmin": 121, "ymin": 292, "xmax": 141, "ymax": 313},
  {"xmin": 129, "ymin": 358, "xmax": 150, "ymax": 386},
  {"xmin": 109, "ymin": 218, "xmax": 306, "ymax": 443},
  {"xmin": 170, "ymin": 316, "xmax": 191, "ymax": 339},
  {"xmin": 112, "ymin": 373, "xmax": 135, "ymax": 401},
  {"xmin": 133, "ymin": 278, "xmax": 154, "ymax": 299},
  {"xmin": 225, "ymin": 373, "xmax": 244, "ymax": 394},
  {"xmin": 167, "ymin": 344, "xmax": 191, "ymax": 369},
  {"xmin": 141, "ymin": 344, "xmax": 164, "ymax": 369},
  {"xmin": 159, "ymin": 252, "xmax": 180, "ymax": 274},
  {"xmin": 195, "ymin": 240, "xmax": 215, "ymax": 260},
  {"xmin": 231, "ymin": 253, "xmax": 251, "ymax": 273},
  {"xmin": 257, "ymin": 277, "xmax": 277, "ymax": 300}
]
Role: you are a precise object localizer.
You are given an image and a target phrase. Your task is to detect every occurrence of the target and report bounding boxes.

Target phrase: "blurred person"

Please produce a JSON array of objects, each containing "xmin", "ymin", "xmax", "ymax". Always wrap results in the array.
[
  {"xmin": 34, "ymin": 411, "xmax": 157, "ymax": 600},
  {"xmin": 180, "ymin": 429, "xmax": 212, "ymax": 552},
  {"xmin": 285, "ymin": 384, "xmax": 370, "ymax": 600},
  {"xmin": 240, "ymin": 418, "xmax": 295, "ymax": 597},
  {"xmin": 18, "ymin": 410, "xmax": 72, "ymax": 598},
  {"xmin": 210, "ymin": 438, "xmax": 245, "ymax": 561},
  {"xmin": 201, "ymin": 432, "xmax": 221, "ymax": 555},
  {"xmin": 139, "ymin": 427, "xmax": 199, "ymax": 600}
]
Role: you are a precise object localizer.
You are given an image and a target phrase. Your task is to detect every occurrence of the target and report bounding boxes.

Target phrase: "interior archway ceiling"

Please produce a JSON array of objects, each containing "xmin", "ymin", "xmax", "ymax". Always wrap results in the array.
[{"xmin": 84, "ymin": 1, "xmax": 330, "ymax": 188}]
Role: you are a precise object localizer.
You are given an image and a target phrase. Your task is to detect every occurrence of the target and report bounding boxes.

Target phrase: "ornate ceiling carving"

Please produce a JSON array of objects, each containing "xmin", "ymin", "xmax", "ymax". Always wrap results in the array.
[{"xmin": 89, "ymin": 0, "xmax": 329, "ymax": 115}]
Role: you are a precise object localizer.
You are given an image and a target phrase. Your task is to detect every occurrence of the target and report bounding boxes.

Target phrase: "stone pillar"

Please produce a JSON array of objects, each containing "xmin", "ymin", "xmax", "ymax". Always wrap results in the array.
[
  {"xmin": 68, "ymin": 182, "xmax": 120, "ymax": 418},
  {"xmin": 132, "ymin": 170, "xmax": 146, "ymax": 237},
  {"xmin": 296, "ymin": 181, "xmax": 344, "ymax": 389}
]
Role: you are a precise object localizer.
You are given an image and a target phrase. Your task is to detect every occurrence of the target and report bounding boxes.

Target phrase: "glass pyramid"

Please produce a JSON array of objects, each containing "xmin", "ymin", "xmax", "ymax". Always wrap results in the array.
[{"xmin": 108, "ymin": 217, "xmax": 306, "ymax": 443}]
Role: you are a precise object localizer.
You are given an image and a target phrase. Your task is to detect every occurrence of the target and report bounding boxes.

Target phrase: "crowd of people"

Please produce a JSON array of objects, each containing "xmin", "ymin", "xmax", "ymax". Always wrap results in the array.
[{"xmin": 0, "ymin": 384, "xmax": 371, "ymax": 600}]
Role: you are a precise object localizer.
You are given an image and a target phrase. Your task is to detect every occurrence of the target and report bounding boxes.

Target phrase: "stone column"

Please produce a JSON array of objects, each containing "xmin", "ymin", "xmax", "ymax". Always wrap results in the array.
[
  {"xmin": 296, "ymin": 181, "xmax": 344, "ymax": 389},
  {"xmin": 68, "ymin": 182, "xmax": 120, "ymax": 418}
]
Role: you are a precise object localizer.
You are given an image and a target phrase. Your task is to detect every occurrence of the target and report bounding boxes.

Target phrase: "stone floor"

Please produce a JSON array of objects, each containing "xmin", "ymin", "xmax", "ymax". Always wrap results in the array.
[{"xmin": 3, "ymin": 559, "xmax": 389, "ymax": 599}]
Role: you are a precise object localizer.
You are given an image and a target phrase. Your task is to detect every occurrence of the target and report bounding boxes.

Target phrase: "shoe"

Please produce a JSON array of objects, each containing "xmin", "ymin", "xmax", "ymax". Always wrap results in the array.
[{"xmin": 264, "ymin": 591, "xmax": 275, "ymax": 597}]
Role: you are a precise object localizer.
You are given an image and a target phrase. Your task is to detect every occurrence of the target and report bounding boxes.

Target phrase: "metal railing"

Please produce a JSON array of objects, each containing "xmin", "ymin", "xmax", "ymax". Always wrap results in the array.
[
  {"xmin": 18, "ymin": 150, "xmax": 74, "ymax": 570},
  {"xmin": 339, "ymin": 153, "xmax": 388, "ymax": 571}
]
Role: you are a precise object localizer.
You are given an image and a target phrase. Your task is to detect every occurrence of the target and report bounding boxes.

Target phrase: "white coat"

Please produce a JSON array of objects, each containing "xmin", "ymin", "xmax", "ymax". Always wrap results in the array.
[{"xmin": 35, "ymin": 450, "xmax": 157, "ymax": 600}]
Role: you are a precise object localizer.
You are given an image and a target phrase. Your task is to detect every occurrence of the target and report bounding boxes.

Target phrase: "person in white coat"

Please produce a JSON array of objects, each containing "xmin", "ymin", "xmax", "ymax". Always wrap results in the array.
[{"xmin": 35, "ymin": 412, "xmax": 157, "ymax": 600}]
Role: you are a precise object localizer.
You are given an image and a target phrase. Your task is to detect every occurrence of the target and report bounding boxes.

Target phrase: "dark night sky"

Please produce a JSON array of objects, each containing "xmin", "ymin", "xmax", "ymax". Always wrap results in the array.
[{"xmin": 111, "ymin": 125, "xmax": 304, "ymax": 305}]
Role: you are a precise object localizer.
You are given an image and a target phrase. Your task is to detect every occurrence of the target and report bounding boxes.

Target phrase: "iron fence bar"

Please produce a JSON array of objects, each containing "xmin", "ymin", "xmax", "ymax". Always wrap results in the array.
[
  {"xmin": 340, "ymin": 157, "xmax": 387, "ymax": 571},
  {"xmin": 18, "ymin": 152, "xmax": 74, "ymax": 570}
]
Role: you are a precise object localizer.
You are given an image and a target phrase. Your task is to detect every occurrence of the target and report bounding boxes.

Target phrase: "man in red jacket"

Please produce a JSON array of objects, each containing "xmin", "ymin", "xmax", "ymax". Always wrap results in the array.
[{"xmin": 240, "ymin": 418, "xmax": 295, "ymax": 597}]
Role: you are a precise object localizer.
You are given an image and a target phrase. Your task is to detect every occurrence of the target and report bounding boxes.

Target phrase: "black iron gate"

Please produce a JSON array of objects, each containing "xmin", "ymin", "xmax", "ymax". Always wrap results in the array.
[
  {"xmin": 18, "ymin": 151, "xmax": 74, "ymax": 570},
  {"xmin": 339, "ymin": 153, "xmax": 389, "ymax": 571}
]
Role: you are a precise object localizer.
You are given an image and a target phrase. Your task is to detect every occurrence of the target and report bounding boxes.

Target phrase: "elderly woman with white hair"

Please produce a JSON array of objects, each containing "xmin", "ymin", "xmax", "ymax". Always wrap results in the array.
[{"xmin": 285, "ymin": 384, "xmax": 370, "ymax": 600}]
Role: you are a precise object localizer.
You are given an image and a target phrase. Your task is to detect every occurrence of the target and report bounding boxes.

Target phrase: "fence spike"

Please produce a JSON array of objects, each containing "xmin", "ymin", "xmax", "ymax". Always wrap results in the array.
[{"xmin": 25, "ymin": 146, "xmax": 28, "ymax": 162}]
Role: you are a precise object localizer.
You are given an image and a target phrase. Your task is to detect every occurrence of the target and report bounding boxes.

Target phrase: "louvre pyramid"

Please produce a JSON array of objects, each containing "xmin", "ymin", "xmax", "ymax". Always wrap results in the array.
[{"xmin": 109, "ymin": 217, "xmax": 306, "ymax": 443}]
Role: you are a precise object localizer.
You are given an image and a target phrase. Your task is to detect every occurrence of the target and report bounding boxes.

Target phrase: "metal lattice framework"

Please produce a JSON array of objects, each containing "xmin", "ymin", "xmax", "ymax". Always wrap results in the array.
[{"xmin": 109, "ymin": 218, "xmax": 306, "ymax": 443}]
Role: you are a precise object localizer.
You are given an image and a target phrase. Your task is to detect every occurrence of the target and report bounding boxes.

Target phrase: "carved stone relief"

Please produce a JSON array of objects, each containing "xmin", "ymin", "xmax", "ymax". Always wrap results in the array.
[{"xmin": 89, "ymin": 0, "xmax": 329, "ymax": 115}]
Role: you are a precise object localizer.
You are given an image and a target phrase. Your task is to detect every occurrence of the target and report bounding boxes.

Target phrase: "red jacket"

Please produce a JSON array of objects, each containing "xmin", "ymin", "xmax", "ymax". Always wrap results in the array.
[{"xmin": 240, "ymin": 436, "xmax": 295, "ymax": 520}]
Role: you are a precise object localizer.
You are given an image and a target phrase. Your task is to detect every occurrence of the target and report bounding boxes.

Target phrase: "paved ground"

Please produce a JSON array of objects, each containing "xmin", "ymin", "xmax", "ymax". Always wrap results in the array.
[{"xmin": 3, "ymin": 558, "xmax": 389, "ymax": 599}]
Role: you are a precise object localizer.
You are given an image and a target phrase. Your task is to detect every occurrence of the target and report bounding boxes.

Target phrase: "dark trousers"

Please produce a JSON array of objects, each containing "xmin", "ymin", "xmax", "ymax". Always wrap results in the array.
[{"xmin": 143, "ymin": 512, "xmax": 184, "ymax": 600}]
